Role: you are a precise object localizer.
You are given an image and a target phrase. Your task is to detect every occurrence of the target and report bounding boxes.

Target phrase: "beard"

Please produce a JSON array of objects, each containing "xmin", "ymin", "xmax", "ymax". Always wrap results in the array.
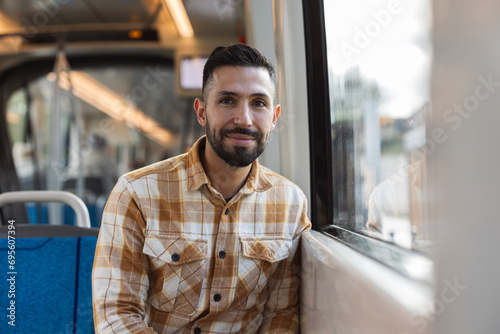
[{"xmin": 205, "ymin": 118, "xmax": 268, "ymax": 167}]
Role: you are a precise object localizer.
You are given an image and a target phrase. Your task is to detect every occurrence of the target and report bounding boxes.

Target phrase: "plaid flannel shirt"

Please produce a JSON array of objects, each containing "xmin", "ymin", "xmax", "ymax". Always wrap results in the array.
[{"xmin": 92, "ymin": 137, "xmax": 311, "ymax": 334}]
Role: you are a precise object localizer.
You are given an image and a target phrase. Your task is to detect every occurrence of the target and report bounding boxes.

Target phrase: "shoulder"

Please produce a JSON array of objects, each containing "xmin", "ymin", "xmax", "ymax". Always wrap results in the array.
[
  {"xmin": 258, "ymin": 165, "xmax": 311, "ymax": 234},
  {"xmin": 259, "ymin": 165, "xmax": 308, "ymax": 203},
  {"xmin": 122, "ymin": 153, "xmax": 188, "ymax": 182},
  {"xmin": 260, "ymin": 165, "xmax": 304, "ymax": 190}
]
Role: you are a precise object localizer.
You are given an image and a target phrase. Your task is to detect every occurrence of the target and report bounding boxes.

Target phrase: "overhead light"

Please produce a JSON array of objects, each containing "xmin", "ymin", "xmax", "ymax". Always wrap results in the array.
[
  {"xmin": 128, "ymin": 30, "xmax": 143, "ymax": 39},
  {"xmin": 49, "ymin": 71, "xmax": 174, "ymax": 147},
  {"xmin": 164, "ymin": 0, "xmax": 194, "ymax": 38}
]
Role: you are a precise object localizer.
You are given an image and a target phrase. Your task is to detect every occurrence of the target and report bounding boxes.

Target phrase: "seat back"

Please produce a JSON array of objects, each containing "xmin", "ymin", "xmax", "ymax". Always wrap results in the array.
[{"xmin": 0, "ymin": 225, "xmax": 98, "ymax": 333}]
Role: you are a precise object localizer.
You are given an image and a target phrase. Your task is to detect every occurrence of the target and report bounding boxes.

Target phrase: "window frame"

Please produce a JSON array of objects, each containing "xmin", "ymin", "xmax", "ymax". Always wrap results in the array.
[{"xmin": 302, "ymin": 0, "xmax": 334, "ymax": 232}]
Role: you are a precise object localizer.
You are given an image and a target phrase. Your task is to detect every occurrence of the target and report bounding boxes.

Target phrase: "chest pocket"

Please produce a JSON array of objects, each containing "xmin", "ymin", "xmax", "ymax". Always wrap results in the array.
[
  {"xmin": 143, "ymin": 234, "xmax": 207, "ymax": 315},
  {"xmin": 233, "ymin": 236, "xmax": 292, "ymax": 310}
]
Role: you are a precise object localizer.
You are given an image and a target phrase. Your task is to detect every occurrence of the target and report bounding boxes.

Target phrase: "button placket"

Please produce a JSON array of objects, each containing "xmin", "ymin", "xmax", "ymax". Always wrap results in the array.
[{"xmin": 210, "ymin": 204, "xmax": 234, "ymax": 309}]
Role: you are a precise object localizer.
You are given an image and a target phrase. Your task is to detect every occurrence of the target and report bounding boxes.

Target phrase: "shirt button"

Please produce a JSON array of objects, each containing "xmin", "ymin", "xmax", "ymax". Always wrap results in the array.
[
  {"xmin": 219, "ymin": 250, "xmax": 226, "ymax": 259},
  {"xmin": 224, "ymin": 208, "xmax": 229, "ymax": 215},
  {"xmin": 171, "ymin": 253, "xmax": 180, "ymax": 262},
  {"xmin": 214, "ymin": 293, "xmax": 222, "ymax": 302},
  {"xmin": 194, "ymin": 327, "xmax": 201, "ymax": 334}
]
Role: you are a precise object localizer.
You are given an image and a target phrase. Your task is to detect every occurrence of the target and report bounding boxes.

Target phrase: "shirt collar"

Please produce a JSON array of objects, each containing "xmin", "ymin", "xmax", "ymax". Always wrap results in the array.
[{"xmin": 186, "ymin": 136, "xmax": 273, "ymax": 194}]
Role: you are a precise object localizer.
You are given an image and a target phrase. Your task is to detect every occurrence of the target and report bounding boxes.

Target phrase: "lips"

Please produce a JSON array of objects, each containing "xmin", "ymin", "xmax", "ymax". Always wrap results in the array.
[
  {"xmin": 225, "ymin": 134, "xmax": 256, "ymax": 145},
  {"xmin": 221, "ymin": 127, "xmax": 261, "ymax": 146}
]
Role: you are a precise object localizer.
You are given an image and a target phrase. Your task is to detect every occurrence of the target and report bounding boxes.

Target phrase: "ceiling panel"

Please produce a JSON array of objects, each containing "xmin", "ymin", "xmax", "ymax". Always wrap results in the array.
[
  {"xmin": 0, "ymin": 0, "xmax": 242, "ymax": 40},
  {"xmin": 0, "ymin": 0, "xmax": 158, "ymax": 28},
  {"xmin": 184, "ymin": 0, "xmax": 241, "ymax": 37}
]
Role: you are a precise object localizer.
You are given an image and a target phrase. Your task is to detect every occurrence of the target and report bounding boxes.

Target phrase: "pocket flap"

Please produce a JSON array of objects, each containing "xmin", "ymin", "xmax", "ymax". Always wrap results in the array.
[
  {"xmin": 239, "ymin": 237, "xmax": 292, "ymax": 263},
  {"xmin": 143, "ymin": 234, "xmax": 207, "ymax": 264}
]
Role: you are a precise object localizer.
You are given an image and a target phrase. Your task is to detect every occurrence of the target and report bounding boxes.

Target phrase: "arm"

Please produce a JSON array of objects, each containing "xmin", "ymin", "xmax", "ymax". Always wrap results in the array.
[
  {"xmin": 92, "ymin": 177, "xmax": 157, "ymax": 334},
  {"xmin": 259, "ymin": 200, "xmax": 311, "ymax": 333}
]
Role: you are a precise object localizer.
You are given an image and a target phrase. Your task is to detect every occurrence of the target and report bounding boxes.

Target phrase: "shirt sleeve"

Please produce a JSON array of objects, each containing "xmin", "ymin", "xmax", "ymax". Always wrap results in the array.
[
  {"xmin": 92, "ymin": 177, "xmax": 157, "ymax": 334},
  {"xmin": 259, "ymin": 197, "xmax": 312, "ymax": 333}
]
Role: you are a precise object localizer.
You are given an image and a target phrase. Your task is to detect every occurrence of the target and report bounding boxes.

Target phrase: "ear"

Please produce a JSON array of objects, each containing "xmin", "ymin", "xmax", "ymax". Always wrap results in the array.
[
  {"xmin": 270, "ymin": 104, "xmax": 281, "ymax": 130},
  {"xmin": 194, "ymin": 98, "xmax": 207, "ymax": 127}
]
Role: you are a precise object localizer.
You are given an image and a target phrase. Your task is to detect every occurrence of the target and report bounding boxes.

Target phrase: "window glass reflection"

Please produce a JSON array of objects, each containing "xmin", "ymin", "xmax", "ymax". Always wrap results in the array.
[{"xmin": 324, "ymin": 0, "xmax": 432, "ymax": 249}]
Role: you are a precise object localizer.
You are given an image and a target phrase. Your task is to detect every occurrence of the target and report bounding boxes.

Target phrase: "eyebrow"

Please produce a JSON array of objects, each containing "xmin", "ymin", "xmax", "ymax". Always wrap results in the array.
[{"xmin": 215, "ymin": 90, "xmax": 271, "ymax": 100}]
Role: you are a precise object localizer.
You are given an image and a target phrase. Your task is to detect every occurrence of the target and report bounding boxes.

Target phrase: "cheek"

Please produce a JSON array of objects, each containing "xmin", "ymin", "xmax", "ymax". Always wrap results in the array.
[
  {"xmin": 212, "ymin": 109, "xmax": 233, "ymax": 122},
  {"xmin": 256, "ymin": 114, "xmax": 275, "ymax": 130},
  {"xmin": 207, "ymin": 112, "xmax": 226, "ymax": 128}
]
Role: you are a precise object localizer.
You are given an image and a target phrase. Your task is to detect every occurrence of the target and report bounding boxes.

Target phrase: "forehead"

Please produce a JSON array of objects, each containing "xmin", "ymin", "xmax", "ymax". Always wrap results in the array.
[{"xmin": 209, "ymin": 66, "xmax": 274, "ymax": 97}]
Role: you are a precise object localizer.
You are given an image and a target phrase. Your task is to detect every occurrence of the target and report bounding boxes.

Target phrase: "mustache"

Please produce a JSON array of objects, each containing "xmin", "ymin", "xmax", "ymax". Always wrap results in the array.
[{"xmin": 221, "ymin": 127, "xmax": 262, "ymax": 140}]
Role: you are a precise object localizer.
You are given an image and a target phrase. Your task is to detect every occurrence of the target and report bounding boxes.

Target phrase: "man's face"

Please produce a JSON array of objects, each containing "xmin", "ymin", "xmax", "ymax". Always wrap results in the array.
[{"xmin": 195, "ymin": 66, "xmax": 280, "ymax": 167}]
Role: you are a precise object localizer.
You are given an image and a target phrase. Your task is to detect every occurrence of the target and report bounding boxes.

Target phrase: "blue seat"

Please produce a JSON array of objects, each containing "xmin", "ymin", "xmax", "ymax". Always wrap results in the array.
[
  {"xmin": 0, "ymin": 225, "xmax": 98, "ymax": 334},
  {"xmin": 27, "ymin": 202, "xmax": 104, "ymax": 227}
]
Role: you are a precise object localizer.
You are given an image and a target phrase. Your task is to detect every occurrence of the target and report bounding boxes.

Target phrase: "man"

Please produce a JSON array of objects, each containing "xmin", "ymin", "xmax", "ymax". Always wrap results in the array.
[{"xmin": 92, "ymin": 44, "xmax": 311, "ymax": 334}]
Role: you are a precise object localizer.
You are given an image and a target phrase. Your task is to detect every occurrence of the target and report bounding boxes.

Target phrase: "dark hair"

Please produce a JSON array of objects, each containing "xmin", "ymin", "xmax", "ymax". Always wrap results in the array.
[{"xmin": 202, "ymin": 44, "xmax": 276, "ymax": 100}]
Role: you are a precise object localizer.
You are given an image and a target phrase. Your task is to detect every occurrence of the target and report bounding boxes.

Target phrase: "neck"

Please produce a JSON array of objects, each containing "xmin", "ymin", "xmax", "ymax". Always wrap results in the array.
[{"xmin": 201, "ymin": 143, "xmax": 253, "ymax": 200}]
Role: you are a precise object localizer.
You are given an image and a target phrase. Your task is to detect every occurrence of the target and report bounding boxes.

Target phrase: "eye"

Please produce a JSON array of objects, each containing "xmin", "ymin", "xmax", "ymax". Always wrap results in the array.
[
  {"xmin": 253, "ymin": 100, "xmax": 267, "ymax": 108},
  {"xmin": 220, "ymin": 98, "xmax": 234, "ymax": 104}
]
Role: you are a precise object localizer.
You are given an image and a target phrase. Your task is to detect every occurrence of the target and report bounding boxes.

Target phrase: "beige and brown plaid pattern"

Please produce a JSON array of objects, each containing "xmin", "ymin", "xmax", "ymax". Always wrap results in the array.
[{"xmin": 92, "ymin": 137, "xmax": 311, "ymax": 334}]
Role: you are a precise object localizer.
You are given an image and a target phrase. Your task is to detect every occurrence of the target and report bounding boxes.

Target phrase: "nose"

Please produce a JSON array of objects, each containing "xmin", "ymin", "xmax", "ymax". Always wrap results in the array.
[{"xmin": 233, "ymin": 102, "xmax": 252, "ymax": 128}]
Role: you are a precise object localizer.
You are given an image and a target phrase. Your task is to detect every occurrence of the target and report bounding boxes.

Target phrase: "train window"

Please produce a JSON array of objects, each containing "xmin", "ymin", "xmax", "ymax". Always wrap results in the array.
[
  {"xmin": 322, "ymin": 0, "xmax": 432, "ymax": 250},
  {"xmin": 4, "ymin": 56, "xmax": 203, "ymax": 224}
]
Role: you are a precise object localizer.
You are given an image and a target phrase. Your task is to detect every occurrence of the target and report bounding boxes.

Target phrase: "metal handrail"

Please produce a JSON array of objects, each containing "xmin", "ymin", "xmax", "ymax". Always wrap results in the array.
[{"xmin": 0, "ymin": 191, "xmax": 91, "ymax": 228}]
